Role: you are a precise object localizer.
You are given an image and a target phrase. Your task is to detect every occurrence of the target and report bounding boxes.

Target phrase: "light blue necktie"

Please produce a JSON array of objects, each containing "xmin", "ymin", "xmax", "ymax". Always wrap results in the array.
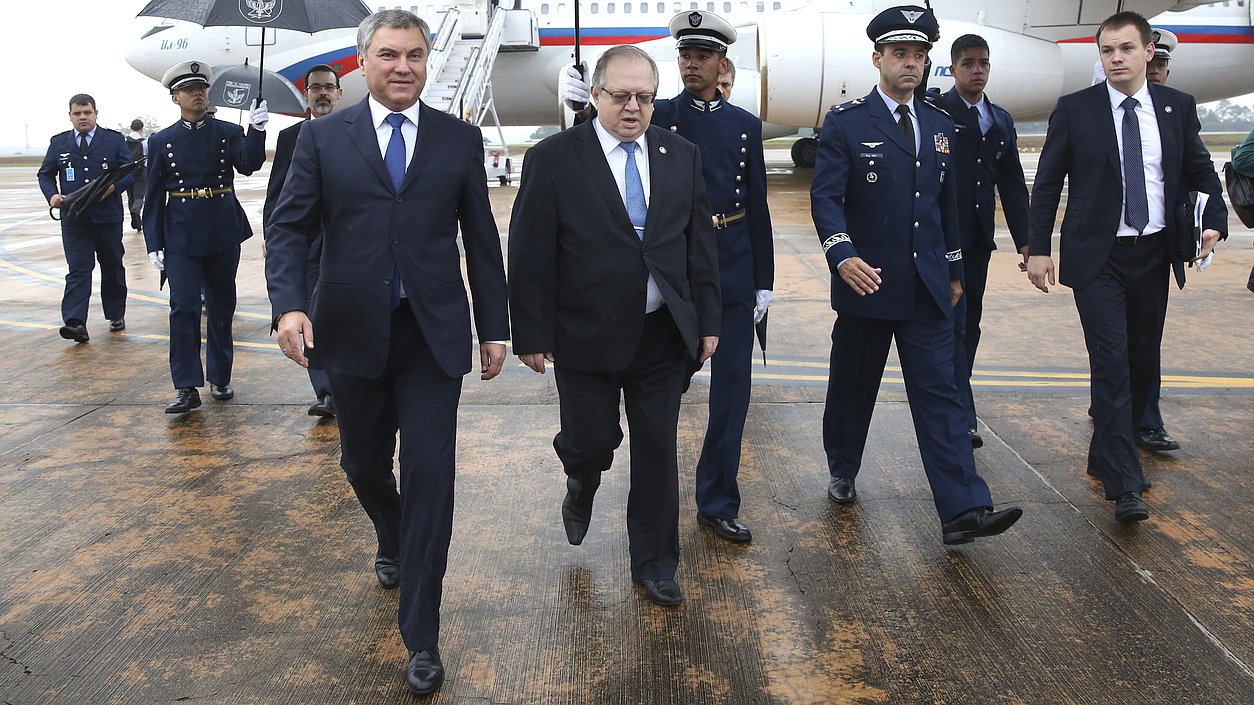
[
  {"xmin": 384, "ymin": 113, "xmax": 406, "ymax": 308},
  {"xmin": 621, "ymin": 141, "xmax": 646, "ymax": 239},
  {"xmin": 1120, "ymin": 97, "xmax": 1150, "ymax": 233}
]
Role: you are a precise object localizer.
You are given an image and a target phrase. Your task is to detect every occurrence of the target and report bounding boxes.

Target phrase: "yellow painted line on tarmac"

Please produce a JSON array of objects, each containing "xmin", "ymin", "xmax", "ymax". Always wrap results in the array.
[
  {"xmin": 0, "ymin": 319, "xmax": 277, "ymax": 351},
  {"xmin": 0, "ymin": 254, "xmax": 271, "ymax": 320},
  {"xmin": 690, "ymin": 367, "xmax": 1254, "ymax": 388}
]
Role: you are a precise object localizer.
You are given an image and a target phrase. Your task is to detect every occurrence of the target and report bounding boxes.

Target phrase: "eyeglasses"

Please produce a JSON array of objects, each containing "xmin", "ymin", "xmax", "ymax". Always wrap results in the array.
[
  {"xmin": 600, "ymin": 89, "xmax": 656, "ymax": 105},
  {"xmin": 307, "ymin": 83, "xmax": 340, "ymax": 93}
]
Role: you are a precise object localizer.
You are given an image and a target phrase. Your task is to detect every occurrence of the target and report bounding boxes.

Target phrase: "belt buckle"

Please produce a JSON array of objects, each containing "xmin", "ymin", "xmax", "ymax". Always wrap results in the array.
[{"xmin": 712, "ymin": 213, "xmax": 726, "ymax": 230}]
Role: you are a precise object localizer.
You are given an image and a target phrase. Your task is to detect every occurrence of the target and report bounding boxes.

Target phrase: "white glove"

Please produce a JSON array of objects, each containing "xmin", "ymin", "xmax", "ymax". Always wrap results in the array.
[
  {"xmin": 560, "ymin": 63, "xmax": 591, "ymax": 112},
  {"xmin": 148, "ymin": 250, "xmax": 164, "ymax": 271},
  {"xmin": 753, "ymin": 289, "xmax": 773, "ymax": 324},
  {"xmin": 248, "ymin": 99, "xmax": 269, "ymax": 130},
  {"xmin": 1196, "ymin": 251, "xmax": 1214, "ymax": 272}
]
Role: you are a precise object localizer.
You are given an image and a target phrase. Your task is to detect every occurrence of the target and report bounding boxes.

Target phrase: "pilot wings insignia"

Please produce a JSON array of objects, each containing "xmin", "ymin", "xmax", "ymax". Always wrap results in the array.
[
  {"xmin": 901, "ymin": 10, "xmax": 924, "ymax": 23},
  {"xmin": 862, "ymin": 142, "xmax": 884, "ymax": 149}
]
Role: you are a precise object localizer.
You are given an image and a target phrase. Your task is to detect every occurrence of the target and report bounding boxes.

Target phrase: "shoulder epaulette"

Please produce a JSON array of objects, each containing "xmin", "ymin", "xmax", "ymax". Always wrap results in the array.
[
  {"xmin": 831, "ymin": 97, "xmax": 867, "ymax": 114},
  {"xmin": 50, "ymin": 130, "xmax": 71, "ymax": 142},
  {"xmin": 98, "ymin": 127, "xmax": 121, "ymax": 135},
  {"xmin": 921, "ymin": 99, "xmax": 951, "ymax": 118}
]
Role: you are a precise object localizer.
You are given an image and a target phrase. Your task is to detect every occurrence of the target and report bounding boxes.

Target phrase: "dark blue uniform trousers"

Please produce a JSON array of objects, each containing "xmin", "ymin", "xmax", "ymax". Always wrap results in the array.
[
  {"xmin": 165, "ymin": 249, "xmax": 239, "ymax": 389},
  {"xmin": 951, "ymin": 248, "xmax": 991, "ymax": 430},
  {"xmin": 61, "ymin": 222, "xmax": 126, "ymax": 326},
  {"xmin": 1073, "ymin": 236, "xmax": 1167, "ymax": 499},
  {"xmin": 552, "ymin": 308, "xmax": 687, "ymax": 581},
  {"xmin": 695, "ymin": 302, "xmax": 753, "ymax": 520},
  {"xmin": 327, "ymin": 305, "xmax": 462, "ymax": 653},
  {"xmin": 823, "ymin": 293, "xmax": 994, "ymax": 523}
]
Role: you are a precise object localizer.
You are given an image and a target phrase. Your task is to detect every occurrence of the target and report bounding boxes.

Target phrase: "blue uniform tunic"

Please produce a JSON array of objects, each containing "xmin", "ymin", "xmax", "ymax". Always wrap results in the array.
[
  {"xmin": 811, "ymin": 88, "xmax": 994, "ymax": 522},
  {"xmin": 37, "ymin": 127, "xmax": 134, "ymax": 326},
  {"xmin": 652, "ymin": 89, "xmax": 774, "ymax": 521},
  {"xmin": 142, "ymin": 117, "xmax": 265, "ymax": 389}
]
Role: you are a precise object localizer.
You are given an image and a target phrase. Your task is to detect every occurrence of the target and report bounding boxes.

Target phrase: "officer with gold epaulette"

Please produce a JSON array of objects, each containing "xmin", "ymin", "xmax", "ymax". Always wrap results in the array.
[
  {"xmin": 142, "ymin": 61, "xmax": 267, "ymax": 413},
  {"xmin": 38, "ymin": 94, "xmax": 135, "ymax": 343},
  {"xmin": 810, "ymin": 6, "xmax": 1022, "ymax": 545},
  {"xmin": 560, "ymin": 10, "xmax": 774, "ymax": 543}
]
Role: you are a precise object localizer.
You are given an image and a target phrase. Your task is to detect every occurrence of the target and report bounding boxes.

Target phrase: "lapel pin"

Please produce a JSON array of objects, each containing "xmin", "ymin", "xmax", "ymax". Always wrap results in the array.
[{"xmin": 659, "ymin": 146, "xmax": 667, "ymax": 154}]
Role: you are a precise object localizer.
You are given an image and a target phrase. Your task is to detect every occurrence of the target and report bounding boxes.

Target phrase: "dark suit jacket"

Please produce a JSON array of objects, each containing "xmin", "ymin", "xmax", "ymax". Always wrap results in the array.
[
  {"xmin": 1029, "ymin": 82, "xmax": 1227, "ymax": 289},
  {"xmin": 507, "ymin": 121, "xmax": 721, "ymax": 373},
  {"xmin": 263, "ymin": 119, "xmax": 306, "ymax": 231},
  {"xmin": 37, "ymin": 127, "xmax": 135, "ymax": 225},
  {"xmin": 936, "ymin": 88, "xmax": 1030, "ymax": 253},
  {"xmin": 266, "ymin": 98, "xmax": 510, "ymax": 379}
]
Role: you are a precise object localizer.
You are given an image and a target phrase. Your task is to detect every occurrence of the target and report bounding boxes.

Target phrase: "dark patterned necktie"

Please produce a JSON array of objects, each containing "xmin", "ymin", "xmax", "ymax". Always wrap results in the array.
[
  {"xmin": 1120, "ymin": 96, "xmax": 1150, "ymax": 233},
  {"xmin": 896, "ymin": 104, "xmax": 915, "ymax": 156}
]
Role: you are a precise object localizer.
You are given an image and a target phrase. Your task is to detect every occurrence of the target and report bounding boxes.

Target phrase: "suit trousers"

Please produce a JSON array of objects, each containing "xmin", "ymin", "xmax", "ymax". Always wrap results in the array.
[
  {"xmin": 1072, "ymin": 235, "xmax": 1168, "ymax": 499},
  {"xmin": 694, "ymin": 302, "xmax": 754, "ymax": 520},
  {"xmin": 304, "ymin": 263, "xmax": 331, "ymax": 400},
  {"xmin": 823, "ymin": 292, "xmax": 994, "ymax": 522},
  {"xmin": 60, "ymin": 221, "xmax": 126, "ymax": 326},
  {"xmin": 952, "ymin": 248, "xmax": 991, "ymax": 429},
  {"xmin": 165, "ymin": 248, "xmax": 238, "ymax": 389},
  {"xmin": 327, "ymin": 304, "xmax": 462, "ymax": 652},
  {"xmin": 552, "ymin": 307, "xmax": 688, "ymax": 581}
]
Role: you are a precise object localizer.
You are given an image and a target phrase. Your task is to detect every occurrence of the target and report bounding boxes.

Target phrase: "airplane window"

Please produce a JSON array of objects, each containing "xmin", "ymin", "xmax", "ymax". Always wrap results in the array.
[
  {"xmin": 624, "ymin": 2, "xmax": 631, "ymax": 11},
  {"xmin": 756, "ymin": 1, "xmax": 764, "ymax": 10},
  {"xmin": 591, "ymin": 2, "xmax": 598, "ymax": 12},
  {"xmin": 658, "ymin": 2, "xmax": 665, "ymax": 11},
  {"xmin": 772, "ymin": 1, "xmax": 780, "ymax": 8},
  {"xmin": 541, "ymin": 3, "xmax": 549, "ymax": 11},
  {"xmin": 723, "ymin": 2, "xmax": 731, "ymax": 11},
  {"xmin": 608, "ymin": 2, "xmax": 615, "ymax": 12},
  {"xmin": 690, "ymin": 2, "xmax": 697, "ymax": 7}
]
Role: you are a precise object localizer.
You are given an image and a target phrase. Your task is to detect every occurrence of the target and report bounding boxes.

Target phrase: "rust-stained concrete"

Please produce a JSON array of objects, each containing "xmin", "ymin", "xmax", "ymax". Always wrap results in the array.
[{"xmin": 0, "ymin": 151, "xmax": 1251, "ymax": 704}]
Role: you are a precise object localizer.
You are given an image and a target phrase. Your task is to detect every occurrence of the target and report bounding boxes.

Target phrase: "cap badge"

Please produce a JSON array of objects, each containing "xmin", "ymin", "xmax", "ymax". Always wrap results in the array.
[
  {"xmin": 688, "ymin": 11, "xmax": 702, "ymax": 27},
  {"xmin": 1151, "ymin": 30, "xmax": 1161, "ymax": 43},
  {"xmin": 190, "ymin": 62, "xmax": 200, "ymax": 74},
  {"xmin": 900, "ymin": 10, "xmax": 924, "ymax": 23}
]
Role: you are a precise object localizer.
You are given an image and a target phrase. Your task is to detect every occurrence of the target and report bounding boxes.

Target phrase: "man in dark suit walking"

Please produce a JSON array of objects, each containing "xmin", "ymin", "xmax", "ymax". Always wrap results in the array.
[
  {"xmin": 933, "ymin": 34, "xmax": 1031, "ymax": 448},
  {"xmin": 811, "ymin": 6, "xmax": 1022, "ymax": 545},
  {"xmin": 263, "ymin": 63, "xmax": 343, "ymax": 418},
  {"xmin": 1027, "ymin": 11, "xmax": 1226, "ymax": 523},
  {"xmin": 38, "ymin": 94, "xmax": 135, "ymax": 343},
  {"xmin": 266, "ymin": 10, "xmax": 510, "ymax": 696},
  {"xmin": 509, "ymin": 45, "xmax": 721, "ymax": 606}
]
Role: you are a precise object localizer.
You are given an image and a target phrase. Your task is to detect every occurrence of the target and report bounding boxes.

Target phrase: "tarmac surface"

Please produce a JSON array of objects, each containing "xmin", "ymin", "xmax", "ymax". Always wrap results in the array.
[{"xmin": 1, "ymin": 146, "xmax": 1252, "ymax": 704}]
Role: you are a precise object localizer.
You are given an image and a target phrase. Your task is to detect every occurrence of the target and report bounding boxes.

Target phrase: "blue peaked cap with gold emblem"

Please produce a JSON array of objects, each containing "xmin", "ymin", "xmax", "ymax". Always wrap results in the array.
[
  {"xmin": 866, "ymin": 5, "xmax": 940, "ymax": 47},
  {"xmin": 669, "ymin": 10, "xmax": 737, "ymax": 52}
]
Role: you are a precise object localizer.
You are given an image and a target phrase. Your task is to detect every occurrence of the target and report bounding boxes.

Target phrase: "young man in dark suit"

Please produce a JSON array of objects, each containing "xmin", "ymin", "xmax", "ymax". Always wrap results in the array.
[
  {"xmin": 266, "ymin": 10, "xmax": 509, "ymax": 696},
  {"xmin": 263, "ymin": 64, "xmax": 343, "ymax": 418},
  {"xmin": 1027, "ymin": 11, "xmax": 1226, "ymax": 523},
  {"xmin": 509, "ymin": 45, "xmax": 722, "ymax": 607}
]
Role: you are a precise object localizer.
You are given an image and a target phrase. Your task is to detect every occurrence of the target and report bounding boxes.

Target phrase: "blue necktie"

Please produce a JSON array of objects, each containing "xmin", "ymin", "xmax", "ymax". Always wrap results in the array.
[
  {"xmin": 384, "ymin": 113, "xmax": 406, "ymax": 308},
  {"xmin": 621, "ymin": 141, "xmax": 646, "ymax": 239},
  {"xmin": 1120, "ymin": 97, "xmax": 1150, "ymax": 234}
]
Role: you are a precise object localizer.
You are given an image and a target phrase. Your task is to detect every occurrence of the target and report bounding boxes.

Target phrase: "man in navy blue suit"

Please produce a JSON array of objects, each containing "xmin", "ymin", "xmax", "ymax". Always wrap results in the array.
[
  {"xmin": 1028, "ymin": 11, "xmax": 1225, "ymax": 523},
  {"xmin": 933, "ymin": 34, "xmax": 1030, "ymax": 448},
  {"xmin": 267, "ymin": 10, "xmax": 510, "ymax": 696},
  {"xmin": 38, "ymin": 94, "xmax": 135, "ymax": 343},
  {"xmin": 811, "ymin": 6, "xmax": 1022, "ymax": 545}
]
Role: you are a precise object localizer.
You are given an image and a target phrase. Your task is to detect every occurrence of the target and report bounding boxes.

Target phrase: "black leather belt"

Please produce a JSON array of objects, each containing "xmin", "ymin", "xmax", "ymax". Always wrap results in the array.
[
  {"xmin": 1115, "ymin": 230, "xmax": 1162, "ymax": 244},
  {"xmin": 169, "ymin": 187, "xmax": 233, "ymax": 199}
]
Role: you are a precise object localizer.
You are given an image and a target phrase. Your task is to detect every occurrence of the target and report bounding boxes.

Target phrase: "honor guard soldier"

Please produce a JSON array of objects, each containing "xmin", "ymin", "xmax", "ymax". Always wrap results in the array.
[
  {"xmin": 143, "ymin": 61, "xmax": 267, "ymax": 413},
  {"xmin": 38, "ymin": 94, "xmax": 135, "ymax": 343},
  {"xmin": 561, "ymin": 11, "xmax": 774, "ymax": 543},
  {"xmin": 810, "ymin": 6, "xmax": 1022, "ymax": 544},
  {"xmin": 929, "ymin": 34, "xmax": 1030, "ymax": 449}
]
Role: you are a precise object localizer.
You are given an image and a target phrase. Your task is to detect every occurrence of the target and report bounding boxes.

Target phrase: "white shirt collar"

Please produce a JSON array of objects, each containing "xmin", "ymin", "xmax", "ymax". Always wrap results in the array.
[
  {"xmin": 591, "ymin": 116, "xmax": 648, "ymax": 158},
  {"xmin": 368, "ymin": 95, "xmax": 421, "ymax": 130},
  {"xmin": 876, "ymin": 86, "xmax": 915, "ymax": 118},
  {"xmin": 1107, "ymin": 79, "xmax": 1151, "ymax": 111}
]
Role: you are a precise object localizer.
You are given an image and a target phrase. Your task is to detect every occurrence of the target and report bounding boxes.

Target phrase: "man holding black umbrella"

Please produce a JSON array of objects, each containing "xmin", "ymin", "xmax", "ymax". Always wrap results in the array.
[
  {"xmin": 143, "ymin": 61, "xmax": 267, "ymax": 413},
  {"xmin": 38, "ymin": 94, "xmax": 135, "ymax": 343}
]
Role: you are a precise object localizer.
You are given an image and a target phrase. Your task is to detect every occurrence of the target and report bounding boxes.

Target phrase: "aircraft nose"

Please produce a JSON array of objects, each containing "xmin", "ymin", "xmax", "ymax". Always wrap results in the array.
[{"xmin": 125, "ymin": 24, "xmax": 175, "ymax": 82}]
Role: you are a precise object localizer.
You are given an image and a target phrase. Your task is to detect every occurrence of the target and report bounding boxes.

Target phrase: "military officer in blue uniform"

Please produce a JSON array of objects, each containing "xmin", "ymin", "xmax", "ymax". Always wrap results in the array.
[
  {"xmin": 930, "ymin": 34, "xmax": 1030, "ymax": 449},
  {"xmin": 143, "ymin": 61, "xmax": 267, "ymax": 413},
  {"xmin": 560, "ymin": 10, "xmax": 774, "ymax": 543},
  {"xmin": 810, "ymin": 6, "xmax": 1022, "ymax": 544},
  {"xmin": 38, "ymin": 94, "xmax": 135, "ymax": 343}
]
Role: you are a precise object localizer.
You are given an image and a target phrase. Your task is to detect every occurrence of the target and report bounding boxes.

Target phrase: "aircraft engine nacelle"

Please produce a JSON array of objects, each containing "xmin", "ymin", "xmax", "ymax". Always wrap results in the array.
[{"xmin": 756, "ymin": 11, "xmax": 1067, "ymax": 129}]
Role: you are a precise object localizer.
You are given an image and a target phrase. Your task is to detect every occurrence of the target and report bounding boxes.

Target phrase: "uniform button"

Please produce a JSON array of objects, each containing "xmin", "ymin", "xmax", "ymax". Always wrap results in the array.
[
  {"xmin": 975, "ymin": 204, "xmax": 981, "ymax": 209},
  {"xmin": 740, "ymin": 148, "xmax": 747, "ymax": 154},
  {"xmin": 869, "ymin": 160, "xmax": 875, "ymax": 166},
  {"xmin": 976, "ymin": 158, "xmax": 982, "ymax": 164},
  {"xmin": 220, "ymin": 159, "xmax": 226, "ymax": 164},
  {"xmin": 175, "ymin": 172, "xmax": 180, "ymax": 177},
  {"xmin": 913, "ymin": 251, "xmax": 918, "ymax": 258},
  {"xmin": 670, "ymin": 126, "xmax": 678, "ymax": 132},
  {"xmin": 168, "ymin": 153, "xmax": 174, "ymax": 158},
  {"xmin": 178, "ymin": 179, "xmax": 184, "ymax": 184},
  {"xmin": 383, "ymin": 276, "xmax": 391, "ymax": 285},
  {"xmin": 913, "ymin": 222, "xmax": 919, "ymax": 228},
  {"xmin": 740, "ymin": 133, "xmax": 747, "ymax": 140},
  {"xmin": 735, "ymin": 175, "xmax": 742, "ymax": 182},
  {"xmin": 392, "ymin": 237, "xmax": 400, "ymax": 245},
  {"xmin": 166, "ymin": 143, "xmax": 172, "ymax": 149},
  {"xmin": 734, "ymin": 202, "xmax": 741, "ymax": 208},
  {"xmin": 915, "ymin": 161, "xmax": 921, "ymax": 168},
  {"xmin": 735, "ymin": 188, "xmax": 741, "ymax": 195},
  {"xmin": 739, "ymin": 161, "xmax": 745, "ymax": 168},
  {"xmin": 976, "ymin": 181, "xmax": 981, "ymax": 186},
  {"xmin": 915, "ymin": 191, "xmax": 920, "ymax": 198}
]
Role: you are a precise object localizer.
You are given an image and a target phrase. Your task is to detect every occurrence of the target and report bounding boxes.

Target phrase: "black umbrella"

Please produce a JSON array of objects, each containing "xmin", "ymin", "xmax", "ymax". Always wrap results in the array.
[
  {"xmin": 51, "ymin": 158, "xmax": 146, "ymax": 221},
  {"xmin": 211, "ymin": 62, "xmax": 307, "ymax": 115},
  {"xmin": 755, "ymin": 311, "xmax": 768, "ymax": 365},
  {"xmin": 137, "ymin": 0, "xmax": 372, "ymax": 99}
]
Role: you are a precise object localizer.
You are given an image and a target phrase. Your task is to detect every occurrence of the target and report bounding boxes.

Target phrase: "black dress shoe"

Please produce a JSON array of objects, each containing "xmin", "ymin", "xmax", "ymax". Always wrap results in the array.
[
  {"xmin": 636, "ymin": 578, "xmax": 683, "ymax": 606},
  {"xmin": 697, "ymin": 514, "xmax": 752, "ymax": 543},
  {"xmin": 307, "ymin": 394, "xmax": 335, "ymax": 417},
  {"xmin": 109, "ymin": 319, "xmax": 125, "ymax": 332},
  {"xmin": 561, "ymin": 477, "xmax": 598, "ymax": 546},
  {"xmin": 209, "ymin": 383, "xmax": 234, "ymax": 401},
  {"xmin": 59, "ymin": 321, "xmax": 89, "ymax": 343},
  {"xmin": 165, "ymin": 387, "xmax": 202, "ymax": 414},
  {"xmin": 968, "ymin": 427, "xmax": 984, "ymax": 449},
  {"xmin": 1136, "ymin": 427, "xmax": 1180, "ymax": 452},
  {"xmin": 406, "ymin": 647, "xmax": 444, "ymax": 696},
  {"xmin": 941, "ymin": 506, "xmax": 1023, "ymax": 545},
  {"xmin": 827, "ymin": 477, "xmax": 857, "ymax": 504},
  {"xmin": 375, "ymin": 554, "xmax": 400, "ymax": 589},
  {"xmin": 1115, "ymin": 492, "xmax": 1150, "ymax": 523}
]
